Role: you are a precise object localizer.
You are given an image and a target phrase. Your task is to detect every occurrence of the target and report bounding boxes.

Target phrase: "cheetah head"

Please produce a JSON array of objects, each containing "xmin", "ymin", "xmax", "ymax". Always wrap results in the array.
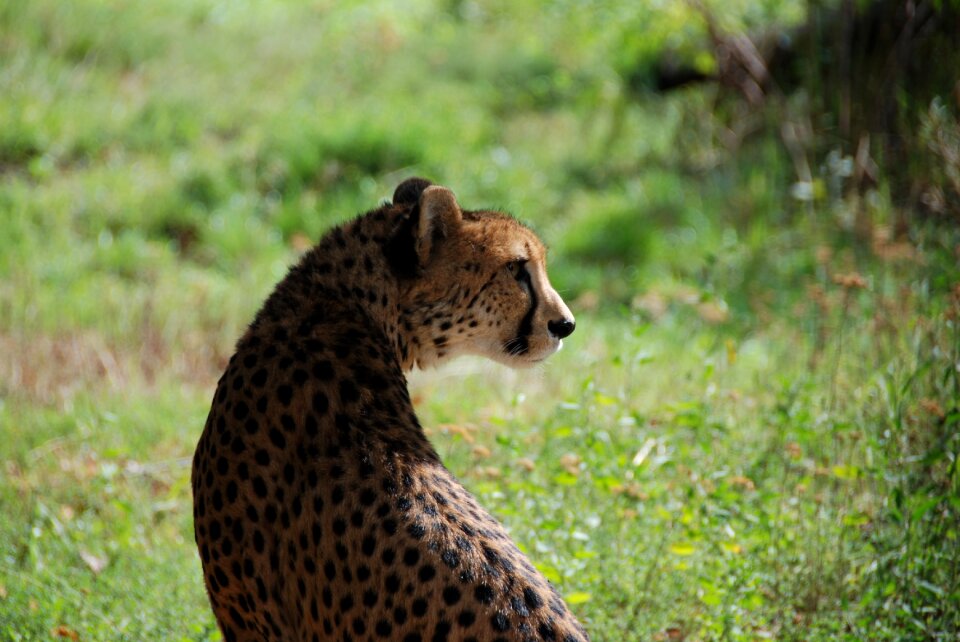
[{"xmin": 388, "ymin": 178, "xmax": 575, "ymax": 369}]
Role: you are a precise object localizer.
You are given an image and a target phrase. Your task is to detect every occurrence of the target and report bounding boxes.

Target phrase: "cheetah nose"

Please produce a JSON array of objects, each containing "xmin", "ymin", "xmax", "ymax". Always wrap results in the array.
[{"xmin": 547, "ymin": 318, "xmax": 576, "ymax": 339}]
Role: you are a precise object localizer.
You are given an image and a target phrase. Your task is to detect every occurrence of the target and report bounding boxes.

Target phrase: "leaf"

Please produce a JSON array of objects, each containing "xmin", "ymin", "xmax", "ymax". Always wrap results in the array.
[
  {"xmin": 831, "ymin": 465, "xmax": 860, "ymax": 480},
  {"xmin": 51, "ymin": 626, "xmax": 79, "ymax": 640},
  {"xmin": 631, "ymin": 438, "xmax": 656, "ymax": 467},
  {"xmin": 917, "ymin": 579, "xmax": 945, "ymax": 597},
  {"xmin": 565, "ymin": 591, "xmax": 592, "ymax": 605},
  {"xmin": 80, "ymin": 550, "xmax": 109, "ymax": 575},
  {"xmin": 911, "ymin": 496, "xmax": 942, "ymax": 522},
  {"xmin": 669, "ymin": 543, "xmax": 696, "ymax": 556},
  {"xmin": 593, "ymin": 393, "xmax": 618, "ymax": 406}
]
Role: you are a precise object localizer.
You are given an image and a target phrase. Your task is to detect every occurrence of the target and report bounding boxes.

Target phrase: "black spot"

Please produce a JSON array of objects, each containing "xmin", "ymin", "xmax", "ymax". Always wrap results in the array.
[
  {"xmin": 441, "ymin": 549, "xmax": 459, "ymax": 568},
  {"xmin": 385, "ymin": 573, "xmax": 401, "ymax": 594},
  {"xmin": 360, "ymin": 488, "xmax": 377, "ymax": 506},
  {"xmin": 362, "ymin": 535, "xmax": 376, "ymax": 556},
  {"xmin": 523, "ymin": 587, "xmax": 543, "ymax": 610},
  {"xmin": 407, "ymin": 522, "xmax": 426, "ymax": 539},
  {"xmin": 352, "ymin": 618, "xmax": 365, "ymax": 635},
  {"xmin": 418, "ymin": 565, "xmax": 436, "ymax": 582},
  {"xmin": 252, "ymin": 477, "xmax": 267, "ymax": 498},
  {"xmin": 339, "ymin": 380, "xmax": 360, "ymax": 404},
  {"xmin": 233, "ymin": 401, "xmax": 249, "ymax": 421},
  {"xmin": 312, "ymin": 391, "xmax": 329, "ymax": 414},
  {"xmin": 231, "ymin": 520, "xmax": 244, "ymax": 543},
  {"xmin": 268, "ymin": 427, "xmax": 286, "ymax": 449},
  {"xmin": 403, "ymin": 548, "xmax": 420, "ymax": 566},
  {"xmin": 382, "ymin": 518, "xmax": 397, "ymax": 535},
  {"xmin": 313, "ymin": 360, "xmax": 335, "ymax": 380},
  {"xmin": 510, "ymin": 596, "xmax": 530, "ymax": 617},
  {"xmin": 491, "ymin": 612, "xmax": 510, "ymax": 632},
  {"xmin": 442, "ymin": 586, "xmax": 462, "ymax": 605},
  {"xmin": 538, "ymin": 623, "xmax": 558, "ymax": 640},
  {"xmin": 333, "ymin": 518, "xmax": 347, "ymax": 536},
  {"xmin": 375, "ymin": 619, "xmax": 392, "ymax": 637},
  {"xmin": 457, "ymin": 610, "xmax": 476, "ymax": 627},
  {"xmin": 251, "ymin": 369, "xmax": 268, "ymax": 387},
  {"xmin": 228, "ymin": 606, "xmax": 245, "ymax": 631},
  {"xmin": 412, "ymin": 598, "xmax": 428, "ymax": 617},
  {"xmin": 277, "ymin": 385, "xmax": 293, "ymax": 406},
  {"xmin": 382, "ymin": 547, "xmax": 396, "ymax": 565},
  {"xmin": 393, "ymin": 606, "xmax": 408, "ymax": 625},
  {"xmin": 226, "ymin": 480, "xmax": 238, "ymax": 503},
  {"xmin": 432, "ymin": 620, "xmax": 452, "ymax": 642},
  {"xmin": 305, "ymin": 414, "xmax": 318, "ymax": 437},
  {"xmin": 474, "ymin": 584, "xmax": 495, "ymax": 604},
  {"xmin": 255, "ymin": 449, "xmax": 270, "ymax": 466}
]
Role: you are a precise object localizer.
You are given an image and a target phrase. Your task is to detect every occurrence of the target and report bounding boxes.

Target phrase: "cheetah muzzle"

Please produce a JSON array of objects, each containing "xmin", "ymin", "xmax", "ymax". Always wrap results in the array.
[{"xmin": 192, "ymin": 178, "xmax": 587, "ymax": 641}]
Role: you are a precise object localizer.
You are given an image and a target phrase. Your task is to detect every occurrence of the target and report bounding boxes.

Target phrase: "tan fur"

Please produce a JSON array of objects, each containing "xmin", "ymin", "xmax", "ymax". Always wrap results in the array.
[{"xmin": 192, "ymin": 179, "xmax": 584, "ymax": 641}]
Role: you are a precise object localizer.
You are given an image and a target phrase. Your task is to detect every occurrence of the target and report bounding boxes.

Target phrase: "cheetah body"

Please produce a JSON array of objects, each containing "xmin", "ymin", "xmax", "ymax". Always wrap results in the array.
[{"xmin": 192, "ymin": 179, "xmax": 585, "ymax": 642}]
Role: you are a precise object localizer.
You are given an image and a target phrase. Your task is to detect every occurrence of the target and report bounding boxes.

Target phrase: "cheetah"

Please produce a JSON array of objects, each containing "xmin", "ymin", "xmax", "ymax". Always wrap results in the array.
[{"xmin": 192, "ymin": 178, "xmax": 585, "ymax": 642}]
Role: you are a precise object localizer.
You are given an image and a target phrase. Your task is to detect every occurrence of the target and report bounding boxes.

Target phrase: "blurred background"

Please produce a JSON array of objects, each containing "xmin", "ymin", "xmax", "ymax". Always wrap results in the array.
[{"xmin": 1, "ymin": 0, "xmax": 958, "ymax": 639}]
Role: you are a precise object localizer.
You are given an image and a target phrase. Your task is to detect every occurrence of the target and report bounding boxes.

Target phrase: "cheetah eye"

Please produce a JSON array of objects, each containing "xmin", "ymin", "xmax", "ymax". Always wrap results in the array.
[{"xmin": 506, "ymin": 259, "xmax": 527, "ymax": 280}]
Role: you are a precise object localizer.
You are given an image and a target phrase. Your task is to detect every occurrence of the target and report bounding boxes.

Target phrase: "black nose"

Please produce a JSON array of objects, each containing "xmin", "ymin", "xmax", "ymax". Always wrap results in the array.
[{"xmin": 547, "ymin": 318, "xmax": 576, "ymax": 339}]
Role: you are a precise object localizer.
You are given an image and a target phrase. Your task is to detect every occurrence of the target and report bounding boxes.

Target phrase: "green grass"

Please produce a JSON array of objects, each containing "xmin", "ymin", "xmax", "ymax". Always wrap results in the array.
[{"xmin": 2, "ymin": 0, "xmax": 959, "ymax": 640}]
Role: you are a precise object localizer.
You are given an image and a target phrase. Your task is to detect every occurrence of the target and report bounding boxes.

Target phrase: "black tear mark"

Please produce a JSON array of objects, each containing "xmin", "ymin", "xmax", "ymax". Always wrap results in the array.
[{"xmin": 504, "ymin": 265, "xmax": 536, "ymax": 356}]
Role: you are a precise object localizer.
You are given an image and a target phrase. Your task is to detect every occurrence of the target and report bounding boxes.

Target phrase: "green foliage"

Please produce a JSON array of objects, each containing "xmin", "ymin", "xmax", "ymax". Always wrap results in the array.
[{"xmin": 1, "ymin": 0, "xmax": 958, "ymax": 640}]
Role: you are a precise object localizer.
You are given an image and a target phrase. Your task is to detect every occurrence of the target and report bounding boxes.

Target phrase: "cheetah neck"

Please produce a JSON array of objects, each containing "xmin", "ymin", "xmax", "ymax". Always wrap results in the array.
[{"xmin": 259, "ymin": 205, "xmax": 446, "ymax": 372}]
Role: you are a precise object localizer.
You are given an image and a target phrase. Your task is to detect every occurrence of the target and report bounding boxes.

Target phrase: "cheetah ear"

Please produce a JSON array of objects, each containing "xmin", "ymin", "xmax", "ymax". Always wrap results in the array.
[
  {"xmin": 416, "ymin": 186, "xmax": 462, "ymax": 265},
  {"xmin": 392, "ymin": 177, "xmax": 434, "ymax": 206}
]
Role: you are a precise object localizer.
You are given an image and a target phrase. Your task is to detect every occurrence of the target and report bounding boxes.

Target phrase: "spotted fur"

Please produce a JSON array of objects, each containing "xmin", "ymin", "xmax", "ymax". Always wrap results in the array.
[{"xmin": 192, "ymin": 179, "xmax": 582, "ymax": 641}]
